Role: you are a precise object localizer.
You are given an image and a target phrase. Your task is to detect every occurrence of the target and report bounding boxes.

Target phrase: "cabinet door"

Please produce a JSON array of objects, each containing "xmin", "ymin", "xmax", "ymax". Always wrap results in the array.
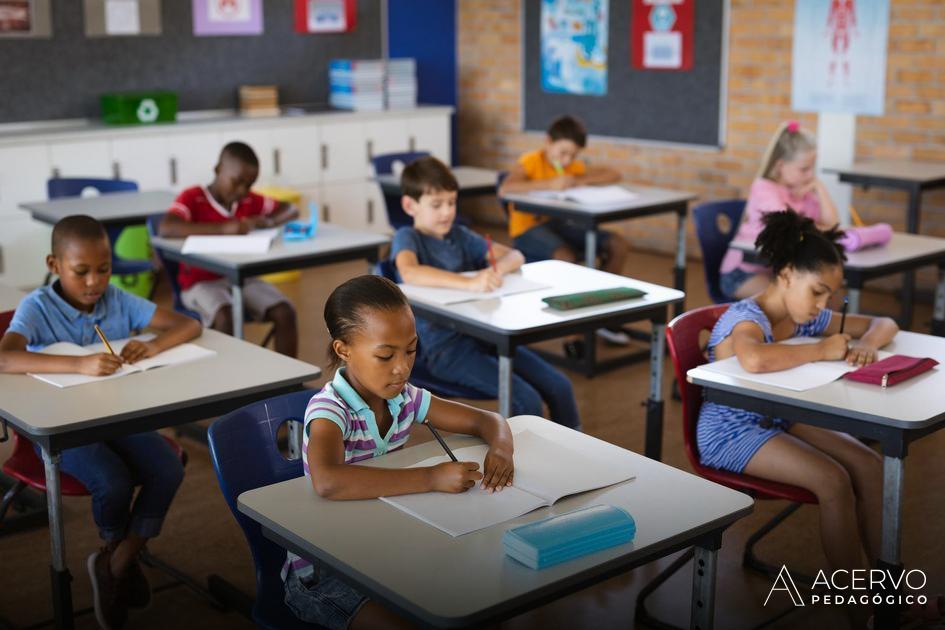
[
  {"xmin": 319, "ymin": 122, "xmax": 367, "ymax": 183},
  {"xmin": 219, "ymin": 128, "xmax": 275, "ymax": 184},
  {"xmin": 271, "ymin": 125, "xmax": 321, "ymax": 187},
  {"xmin": 0, "ymin": 144, "xmax": 52, "ymax": 217},
  {"xmin": 110, "ymin": 135, "xmax": 172, "ymax": 190},
  {"xmin": 407, "ymin": 114, "xmax": 451, "ymax": 163},
  {"xmin": 363, "ymin": 120, "xmax": 410, "ymax": 165},
  {"xmin": 364, "ymin": 181, "xmax": 394, "ymax": 235},
  {"xmin": 319, "ymin": 181, "xmax": 368, "ymax": 230},
  {"xmin": 0, "ymin": 216, "xmax": 51, "ymax": 287},
  {"xmin": 48, "ymin": 139, "xmax": 114, "ymax": 179},
  {"xmin": 170, "ymin": 131, "xmax": 223, "ymax": 192}
]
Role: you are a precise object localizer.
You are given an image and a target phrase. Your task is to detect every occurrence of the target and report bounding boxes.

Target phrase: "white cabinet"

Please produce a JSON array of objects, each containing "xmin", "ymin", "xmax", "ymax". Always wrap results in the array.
[
  {"xmin": 0, "ymin": 144, "xmax": 51, "ymax": 217},
  {"xmin": 270, "ymin": 125, "xmax": 321, "ymax": 187},
  {"xmin": 0, "ymin": 216, "xmax": 51, "ymax": 288},
  {"xmin": 169, "ymin": 131, "xmax": 222, "ymax": 190},
  {"xmin": 319, "ymin": 121, "xmax": 366, "ymax": 183},
  {"xmin": 364, "ymin": 181, "xmax": 392, "ymax": 234},
  {"xmin": 48, "ymin": 139, "xmax": 113, "ymax": 179},
  {"xmin": 364, "ymin": 120, "xmax": 410, "ymax": 164},
  {"xmin": 407, "ymin": 114, "xmax": 451, "ymax": 164},
  {"xmin": 110, "ymin": 135, "xmax": 171, "ymax": 190},
  {"xmin": 319, "ymin": 181, "xmax": 368, "ymax": 229}
]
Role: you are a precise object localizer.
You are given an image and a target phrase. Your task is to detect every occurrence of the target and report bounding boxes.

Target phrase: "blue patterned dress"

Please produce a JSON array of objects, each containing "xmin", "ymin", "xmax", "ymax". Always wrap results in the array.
[{"xmin": 697, "ymin": 299, "xmax": 833, "ymax": 473}]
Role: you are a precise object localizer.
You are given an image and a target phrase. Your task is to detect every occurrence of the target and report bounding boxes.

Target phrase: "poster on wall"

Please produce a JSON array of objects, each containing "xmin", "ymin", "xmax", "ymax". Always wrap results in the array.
[
  {"xmin": 540, "ymin": 0, "xmax": 609, "ymax": 96},
  {"xmin": 792, "ymin": 0, "xmax": 889, "ymax": 115},
  {"xmin": 84, "ymin": 0, "xmax": 162, "ymax": 37},
  {"xmin": 630, "ymin": 0, "xmax": 694, "ymax": 71},
  {"xmin": 294, "ymin": 0, "xmax": 356, "ymax": 34},
  {"xmin": 0, "ymin": 0, "xmax": 52, "ymax": 38},
  {"xmin": 193, "ymin": 0, "xmax": 263, "ymax": 36}
]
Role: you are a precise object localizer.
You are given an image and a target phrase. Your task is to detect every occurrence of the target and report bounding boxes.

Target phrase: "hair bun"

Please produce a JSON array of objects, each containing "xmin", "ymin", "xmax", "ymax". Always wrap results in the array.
[{"xmin": 786, "ymin": 120, "xmax": 800, "ymax": 133}]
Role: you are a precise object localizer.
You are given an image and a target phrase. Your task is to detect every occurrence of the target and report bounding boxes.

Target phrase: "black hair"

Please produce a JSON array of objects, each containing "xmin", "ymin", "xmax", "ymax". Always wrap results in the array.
[
  {"xmin": 400, "ymin": 156, "xmax": 459, "ymax": 200},
  {"xmin": 51, "ymin": 215, "xmax": 108, "ymax": 256},
  {"xmin": 324, "ymin": 275, "xmax": 411, "ymax": 368},
  {"xmin": 755, "ymin": 209, "xmax": 846, "ymax": 276},
  {"xmin": 547, "ymin": 115, "xmax": 587, "ymax": 147},
  {"xmin": 220, "ymin": 141, "xmax": 259, "ymax": 168}
]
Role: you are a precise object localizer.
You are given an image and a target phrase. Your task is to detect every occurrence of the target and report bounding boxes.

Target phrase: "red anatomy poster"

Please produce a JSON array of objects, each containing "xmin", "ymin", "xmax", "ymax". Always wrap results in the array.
[
  {"xmin": 631, "ymin": 0, "xmax": 694, "ymax": 71},
  {"xmin": 294, "ymin": 0, "xmax": 356, "ymax": 33}
]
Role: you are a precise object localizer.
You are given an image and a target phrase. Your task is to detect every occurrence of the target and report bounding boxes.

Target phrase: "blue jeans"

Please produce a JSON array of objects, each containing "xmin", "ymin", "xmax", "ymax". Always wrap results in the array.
[
  {"xmin": 38, "ymin": 431, "xmax": 184, "ymax": 541},
  {"xmin": 284, "ymin": 564, "xmax": 367, "ymax": 629},
  {"xmin": 423, "ymin": 336, "xmax": 582, "ymax": 430}
]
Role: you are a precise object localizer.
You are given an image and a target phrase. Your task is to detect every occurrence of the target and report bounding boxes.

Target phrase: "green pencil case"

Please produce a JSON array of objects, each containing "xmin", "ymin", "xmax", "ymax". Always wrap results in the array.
[{"xmin": 542, "ymin": 287, "xmax": 647, "ymax": 311}]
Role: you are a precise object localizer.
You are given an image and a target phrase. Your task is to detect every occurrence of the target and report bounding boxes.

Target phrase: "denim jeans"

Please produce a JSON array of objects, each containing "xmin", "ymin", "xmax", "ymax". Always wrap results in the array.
[{"xmin": 422, "ymin": 336, "xmax": 582, "ymax": 430}]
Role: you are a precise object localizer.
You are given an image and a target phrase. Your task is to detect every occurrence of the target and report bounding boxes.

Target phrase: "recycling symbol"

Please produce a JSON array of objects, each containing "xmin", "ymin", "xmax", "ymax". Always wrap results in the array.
[
  {"xmin": 136, "ymin": 98, "xmax": 160, "ymax": 123},
  {"xmin": 649, "ymin": 4, "xmax": 677, "ymax": 32}
]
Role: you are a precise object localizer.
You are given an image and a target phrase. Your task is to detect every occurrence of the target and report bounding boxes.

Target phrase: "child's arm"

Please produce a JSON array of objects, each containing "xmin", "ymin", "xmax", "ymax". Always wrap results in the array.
[
  {"xmin": 252, "ymin": 202, "xmax": 300, "ymax": 229},
  {"xmin": 822, "ymin": 312, "xmax": 898, "ymax": 366},
  {"xmin": 307, "ymin": 419, "xmax": 483, "ymax": 500},
  {"xmin": 159, "ymin": 213, "xmax": 252, "ymax": 237},
  {"xmin": 491, "ymin": 242, "xmax": 525, "ymax": 275},
  {"xmin": 119, "ymin": 307, "xmax": 203, "ymax": 364},
  {"xmin": 0, "ymin": 332, "xmax": 123, "ymax": 376},
  {"xmin": 395, "ymin": 250, "xmax": 502, "ymax": 292},
  {"xmin": 729, "ymin": 320, "xmax": 850, "ymax": 373},
  {"xmin": 425, "ymin": 395, "xmax": 514, "ymax": 492},
  {"xmin": 500, "ymin": 164, "xmax": 574, "ymax": 194},
  {"xmin": 575, "ymin": 165, "xmax": 621, "ymax": 187},
  {"xmin": 813, "ymin": 179, "xmax": 840, "ymax": 228}
]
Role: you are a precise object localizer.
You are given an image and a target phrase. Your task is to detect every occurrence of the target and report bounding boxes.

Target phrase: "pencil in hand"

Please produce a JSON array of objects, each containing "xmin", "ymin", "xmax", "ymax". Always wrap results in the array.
[
  {"xmin": 94, "ymin": 325, "xmax": 116, "ymax": 356},
  {"xmin": 839, "ymin": 296, "xmax": 849, "ymax": 334},
  {"xmin": 425, "ymin": 421, "xmax": 458, "ymax": 462}
]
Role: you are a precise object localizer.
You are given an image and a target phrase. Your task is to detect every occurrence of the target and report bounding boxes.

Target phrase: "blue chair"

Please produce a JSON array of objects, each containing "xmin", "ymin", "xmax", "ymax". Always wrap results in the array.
[
  {"xmin": 692, "ymin": 199, "xmax": 747, "ymax": 304},
  {"xmin": 146, "ymin": 214, "xmax": 202, "ymax": 322},
  {"xmin": 375, "ymin": 260, "xmax": 492, "ymax": 401},
  {"xmin": 371, "ymin": 151, "xmax": 431, "ymax": 231},
  {"xmin": 46, "ymin": 178, "xmax": 156, "ymax": 282},
  {"xmin": 207, "ymin": 390, "xmax": 317, "ymax": 630},
  {"xmin": 496, "ymin": 170, "xmax": 510, "ymax": 219}
]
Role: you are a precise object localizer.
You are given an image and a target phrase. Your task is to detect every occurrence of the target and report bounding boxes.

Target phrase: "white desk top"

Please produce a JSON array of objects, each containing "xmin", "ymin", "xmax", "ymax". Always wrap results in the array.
[
  {"xmin": 0, "ymin": 329, "xmax": 320, "ymax": 436},
  {"xmin": 731, "ymin": 232, "xmax": 945, "ymax": 270},
  {"xmin": 0, "ymin": 283, "xmax": 26, "ymax": 312},
  {"xmin": 500, "ymin": 184, "xmax": 696, "ymax": 215},
  {"xmin": 151, "ymin": 223, "xmax": 390, "ymax": 270},
  {"xmin": 825, "ymin": 160, "xmax": 945, "ymax": 184},
  {"xmin": 376, "ymin": 165, "xmax": 499, "ymax": 191},
  {"xmin": 20, "ymin": 190, "xmax": 176, "ymax": 225},
  {"xmin": 689, "ymin": 330, "xmax": 945, "ymax": 428},
  {"xmin": 238, "ymin": 415, "xmax": 753, "ymax": 625},
  {"xmin": 401, "ymin": 260, "xmax": 685, "ymax": 334}
]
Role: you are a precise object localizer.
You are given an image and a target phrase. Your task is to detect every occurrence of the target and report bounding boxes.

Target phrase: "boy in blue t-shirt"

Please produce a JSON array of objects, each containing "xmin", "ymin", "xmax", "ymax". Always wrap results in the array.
[
  {"xmin": 391, "ymin": 156, "xmax": 581, "ymax": 430},
  {"xmin": 0, "ymin": 215, "xmax": 202, "ymax": 629}
]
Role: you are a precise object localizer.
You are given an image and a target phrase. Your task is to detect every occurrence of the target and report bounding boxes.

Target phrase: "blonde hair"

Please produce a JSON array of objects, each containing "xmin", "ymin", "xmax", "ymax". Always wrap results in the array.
[{"xmin": 757, "ymin": 121, "xmax": 816, "ymax": 181}]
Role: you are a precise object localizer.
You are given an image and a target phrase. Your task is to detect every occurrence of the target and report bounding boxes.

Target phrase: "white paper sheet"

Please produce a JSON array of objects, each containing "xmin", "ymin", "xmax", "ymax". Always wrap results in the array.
[
  {"xmin": 181, "ymin": 228, "xmax": 279, "ymax": 255},
  {"xmin": 530, "ymin": 185, "xmax": 639, "ymax": 207},
  {"xmin": 399, "ymin": 272, "xmax": 548, "ymax": 306}
]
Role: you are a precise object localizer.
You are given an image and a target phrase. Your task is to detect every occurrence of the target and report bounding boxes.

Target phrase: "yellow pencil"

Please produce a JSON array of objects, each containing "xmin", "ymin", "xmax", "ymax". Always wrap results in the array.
[
  {"xmin": 849, "ymin": 206, "xmax": 865, "ymax": 227},
  {"xmin": 94, "ymin": 325, "xmax": 116, "ymax": 356}
]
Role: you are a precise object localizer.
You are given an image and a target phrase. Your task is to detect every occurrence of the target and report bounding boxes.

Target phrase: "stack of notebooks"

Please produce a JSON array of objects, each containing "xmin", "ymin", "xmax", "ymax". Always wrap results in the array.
[
  {"xmin": 386, "ymin": 58, "xmax": 417, "ymax": 109},
  {"xmin": 239, "ymin": 85, "xmax": 280, "ymax": 118},
  {"xmin": 329, "ymin": 59, "xmax": 385, "ymax": 111}
]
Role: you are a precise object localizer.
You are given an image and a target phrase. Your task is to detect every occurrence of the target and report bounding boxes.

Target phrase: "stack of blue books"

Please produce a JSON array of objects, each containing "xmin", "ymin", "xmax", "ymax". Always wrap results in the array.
[
  {"xmin": 503, "ymin": 505, "xmax": 636, "ymax": 570},
  {"xmin": 329, "ymin": 59, "xmax": 385, "ymax": 111},
  {"xmin": 386, "ymin": 58, "xmax": 417, "ymax": 109}
]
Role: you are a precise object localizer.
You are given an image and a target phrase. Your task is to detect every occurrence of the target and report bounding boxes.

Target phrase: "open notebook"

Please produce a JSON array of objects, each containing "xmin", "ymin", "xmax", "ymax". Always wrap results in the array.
[
  {"xmin": 181, "ymin": 227, "xmax": 280, "ymax": 255},
  {"xmin": 379, "ymin": 430, "xmax": 636, "ymax": 537},
  {"xmin": 530, "ymin": 185, "xmax": 639, "ymax": 207},
  {"xmin": 29, "ymin": 334, "xmax": 217, "ymax": 388},
  {"xmin": 399, "ymin": 272, "xmax": 548, "ymax": 306}
]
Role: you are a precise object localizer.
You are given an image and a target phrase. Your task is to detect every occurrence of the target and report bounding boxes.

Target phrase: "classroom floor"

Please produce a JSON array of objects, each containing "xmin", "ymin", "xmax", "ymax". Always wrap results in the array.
[{"xmin": 1, "ymin": 238, "xmax": 943, "ymax": 630}]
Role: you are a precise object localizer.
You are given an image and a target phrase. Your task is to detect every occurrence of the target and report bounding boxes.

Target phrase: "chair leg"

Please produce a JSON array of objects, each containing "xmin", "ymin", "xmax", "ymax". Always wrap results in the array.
[
  {"xmin": 139, "ymin": 548, "xmax": 226, "ymax": 611},
  {"xmin": 261, "ymin": 325, "xmax": 275, "ymax": 349},
  {"xmin": 0, "ymin": 480, "xmax": 25, "ymax": 522},
  {"xmin": 742, "ymin": 502, "xmax": 813, "ymax": 585},
  {"xmin": 635, "ymin": 548, "xmax": 694, "ymax": 630}
]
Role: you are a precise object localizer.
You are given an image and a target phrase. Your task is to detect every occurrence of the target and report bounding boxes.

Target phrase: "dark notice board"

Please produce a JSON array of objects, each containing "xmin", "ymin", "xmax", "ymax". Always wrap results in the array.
[
  {"xmin": 523, "ymin": 0, "xmax": 726, "ymax": 147},
  {"xmin": 0, "ymin": 0, "xmax": 381, "ymax": 123}
]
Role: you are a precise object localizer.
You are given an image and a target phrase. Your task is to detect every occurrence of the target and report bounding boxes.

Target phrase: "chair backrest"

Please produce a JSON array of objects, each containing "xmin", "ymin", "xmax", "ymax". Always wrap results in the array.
[
  {"xmin": 371, "ymin": 152, "xmax": 431, "ymax": 232},
  {"xmin": 692, "ymin": 200, "xmax": 746, "ymax": 303},
  {"xmin": 146, "ymin": 214, "xmax": 200, "ymax": 320},
  {"xmin": 0, "ymin": 309, "xmax": 13, "ymax": 336},
  {"xmin": 47, "ymin": 177, "xmax": 138, "ymax": 200},
  {"xmin": 207, "ymin": 390, "xmax": 315, "ymax": 629},
  {"xmin": 496, "ymin": 170, "xmax": 510, "ymax": 218}
]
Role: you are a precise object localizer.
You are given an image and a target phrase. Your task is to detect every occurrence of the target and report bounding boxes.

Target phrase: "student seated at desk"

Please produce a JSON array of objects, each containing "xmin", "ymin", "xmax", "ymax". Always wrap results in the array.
[
  {"xmin": 0, "ymin": 215, "xmax": 202, "ymax": 630},
  {"xmin": 700, "ymin": 210, "xmax": 896, "ymax": 607},
  {"xmin": 285, "ymin": 275, "xmax": 514, "ymax": 629},
  {"xmin": 391, "ymin": 156, "xmax": 581, "ymax": 431},
  {"xmin": 719, "ymin": 120, "xmax": 840, "ymax": 300},
  {"xmin": 159, "ymin": 141, "xmax": 300, "ymax": 356}
]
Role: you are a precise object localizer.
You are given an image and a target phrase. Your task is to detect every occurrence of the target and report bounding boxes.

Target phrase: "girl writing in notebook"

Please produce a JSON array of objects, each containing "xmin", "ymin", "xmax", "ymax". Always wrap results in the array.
[
  {"xmin": 699, "ymin": 210, "xmax": 897, "ymax": 603},
  {"xmin": 283, "ymin": 274, "xmax": 513, "ymax": 629},
  {"xmin": 719, "ymin": 120, "xmax": 841, "ymax": 299}
]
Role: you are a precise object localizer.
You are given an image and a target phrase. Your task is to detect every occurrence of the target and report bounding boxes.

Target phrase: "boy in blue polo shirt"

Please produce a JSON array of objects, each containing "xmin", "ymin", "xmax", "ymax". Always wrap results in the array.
[
  {"xmin": 0, "ymin": 215, "xmax": 202, "ymax": 630},
  {"xmin": 391, "ymin": 156, "xmax": 581, "ymax": 430}
]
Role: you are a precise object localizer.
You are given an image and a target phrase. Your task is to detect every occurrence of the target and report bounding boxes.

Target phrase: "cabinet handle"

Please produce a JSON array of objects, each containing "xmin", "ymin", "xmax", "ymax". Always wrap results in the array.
[
  {"xmin": 323, "ymin": 204, "xmax": 330, "ymax": 222},
  {"xmin": 112, "ymin": 162, "xmax": 121, "ymax": 179},
  {"xmin": 273, "ymin": 148, "xmax": 281, "ymax": 175},
  {"xmin": 367, "ymin": 199, "xmax": 374, "ymax": 224},
  {"xmin": 366, "ymin": 140, "xmax": 373, "ymax": 163},
  {"xmin": 409, "ymin": 136, "xmax": 416, "ymax": 152},
  {"xmin": 169, "ymin": 157, "xmax": 177, "ymax": 185},
  {"xmin": 52, "ymin": 167, "xmax": 61, "ymax": 179},
  {"xmin": 321, "ymin": 144, "xmax": 328, "ymax": 170}
]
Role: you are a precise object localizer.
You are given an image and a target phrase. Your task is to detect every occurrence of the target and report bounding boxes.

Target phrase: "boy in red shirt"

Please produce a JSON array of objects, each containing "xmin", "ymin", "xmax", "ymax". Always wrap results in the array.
[{"xmin": 160, "ymin": 142, "xmax": 299, "ymax": 356}]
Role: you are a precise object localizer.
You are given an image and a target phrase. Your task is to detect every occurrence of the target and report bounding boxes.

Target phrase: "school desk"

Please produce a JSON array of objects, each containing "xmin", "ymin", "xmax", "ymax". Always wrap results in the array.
[
  {"xmin": 688, "ymin": 330, "xmax": 945, "ymax": 630},
  {"xmin": 20, "ymin": 190, "xmax": 176, "ymax": 231},
  {"xmin": 375, "ymin": 166, "xmax": 500, "ymax": 198},
  {"xmin": 238, "ymin": 415, "xmax": 753, "ymax": 630},
  {"xmin": 0, "ymin": 329, "xmax": 320, "ymax": 629},
  {"xmin": 731, "ymin": 232, "xmax": 945, "ymax": 335},
  {"xmin": 0, "ymin": 283, "xmax": 26, "ymax": 311},
  {"xmin": 151, "ymin": 223, "xmax": 390, "ymax": 338},
  {"xmin": 399, "ymin": 260, "xmax": 685, "ymax": 460}
]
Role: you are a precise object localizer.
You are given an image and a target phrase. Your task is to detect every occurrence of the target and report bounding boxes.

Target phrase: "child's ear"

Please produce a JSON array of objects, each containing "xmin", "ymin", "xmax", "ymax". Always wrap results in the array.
[
  {"xmin": 213, "ymin": 162, "xmax": 222, "ymax": 177},
  {"xmin": 401, "ymin": 195, "xmax": 417, "ymax": 217},
  {"xmin": 45, "ymin": 254, "xmax": 59, "ymax": 275},
  {"xmin": 332, "ymin": 339, "xmax": 350, "ymax": 363}
]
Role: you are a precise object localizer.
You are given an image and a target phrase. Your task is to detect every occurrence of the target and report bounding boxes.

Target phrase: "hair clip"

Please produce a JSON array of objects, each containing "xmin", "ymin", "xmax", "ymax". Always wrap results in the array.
[
  {"xmin": 786, "ymin": 120, "xmax": 800, "ymax": 133},
  {"xmin": 799, "ymin": 232, "xmax": 805, "ymax": 242}
]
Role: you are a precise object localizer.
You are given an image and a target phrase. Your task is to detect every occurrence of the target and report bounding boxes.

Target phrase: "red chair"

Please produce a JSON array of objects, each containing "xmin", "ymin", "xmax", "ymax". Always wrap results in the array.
[{"xmin": 635, "ymin": 304, "xmax": 817, "ymax": 629}]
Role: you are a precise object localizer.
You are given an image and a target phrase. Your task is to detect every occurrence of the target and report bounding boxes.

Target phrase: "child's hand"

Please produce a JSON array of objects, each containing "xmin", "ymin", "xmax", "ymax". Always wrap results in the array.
[
  {"xmin": 846, "ymin": 342, "xmax": 879, "ymax": 366},
  {"xmin": 120, "ymin": 340, "xmax": 158, "ymax": 364},
  {"xmin": 818, "ymin": 333, "xmax": 851, "ymax": 361},
  {"xmin": 467, "ymin": 269, "xmax": 502, "ymax": 292},
  {"xmin": 481, "ymin": 445, "xmax": 514, "ymax": 493},
  {"xmin": 548, "ymin": 175, "xmax": 575, "ymax": 191},
  {"xmin": 77, "ymin": 353, "xmax": 124, "ymax": 376},
  {"xmin": 430, "ymin": 461, "xmax": 483, "ymax": 493},
  {"xmin": 222, "ymin": 219, "xmax": 252, "ymax": 235}
]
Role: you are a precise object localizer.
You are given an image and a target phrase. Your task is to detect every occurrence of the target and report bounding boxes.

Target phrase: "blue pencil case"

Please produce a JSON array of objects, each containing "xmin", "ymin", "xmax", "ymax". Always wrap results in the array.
[
  {"xmin": 502, "ymin": 504, "xmax": 636, "ymax": 570},
  {"xmin": 283, "ymin": 202, "xmax": 319, "ymax": 241}
]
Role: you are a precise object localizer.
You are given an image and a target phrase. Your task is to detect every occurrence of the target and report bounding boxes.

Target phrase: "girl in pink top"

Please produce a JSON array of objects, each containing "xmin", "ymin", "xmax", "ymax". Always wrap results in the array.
[{"xmin": 719, "ymin": 121, "xmax": 840, "ymax": 299}]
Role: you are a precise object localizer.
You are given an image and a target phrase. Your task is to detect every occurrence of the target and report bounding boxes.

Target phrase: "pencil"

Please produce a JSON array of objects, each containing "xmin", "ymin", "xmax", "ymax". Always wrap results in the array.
[
  {"xmin": 839, "ymin": 296, "xmax": 849, "ymax": 334},
  {"xmin": 849, "ymin": 206, "xmax": 865, "ymax": 227},
  {"xmin": 552, "ymin": 160, "xmax": 565, "ymax": 176},
  {"xmin": 425, "ymin": 421, "xmax": 458, "ymax": 462},
  {"xmin": 486, "ymin": 234, "xmax": 498, "ymax": 272},
  {"xmin": 94, "ymin": 325, "xmax": 116, "ymax": 356}
]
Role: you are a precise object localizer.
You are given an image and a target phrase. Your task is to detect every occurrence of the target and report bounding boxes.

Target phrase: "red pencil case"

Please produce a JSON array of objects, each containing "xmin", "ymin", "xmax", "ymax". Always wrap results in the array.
[{"xmin": 843, "ymin": 355, "xmax": 939, "ymax": 388}]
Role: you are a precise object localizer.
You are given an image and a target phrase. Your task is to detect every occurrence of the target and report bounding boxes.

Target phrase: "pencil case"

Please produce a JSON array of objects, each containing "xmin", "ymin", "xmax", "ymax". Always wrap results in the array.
[
  {"xmin": 843, "ymin": 355, "xmax": 938, "ymax": 388},
  {"xmin": 283, "ymin": 203, "xmax": 319, "ymax": 241},
  {"xmin": 503, "ymin": 504, "xmax": 636, "ymax": 570},
  {"xmin": 541, "ymin": 287, "xmax": 646, "ymax": 311}
]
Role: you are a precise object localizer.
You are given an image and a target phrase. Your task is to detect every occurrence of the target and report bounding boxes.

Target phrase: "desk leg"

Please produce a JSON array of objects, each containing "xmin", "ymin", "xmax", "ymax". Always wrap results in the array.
[
  {"xmin": 645, "ymin": 323, "xmax": 666, "ymax": 460},
  {"xmin": 41, "ymin": 447, "xmax": 73, "ymax": 630},
  {"xmin": 231, "ymin": 283, "xmax": 244, "ymax": 340},
  {"xmin": 498, "ymin": 354, "xmax": 513, "ymax": 419},
  {"xmin": 933, "ymin": 266, "xmax": 945, "ymax": 336},
  {"xmin": 690, "ymin": 545, "xmax": 718, "ymax": 630},
  {"xmin": 847, "ymin": 287, "xmax": 862, "ymax": 314},
  {"xmin": 584, "ymin": 229, "xmax": 597, "ymax": 268},
  {"xmin": 873, "ymin": 455, "xmax": 905, "ymax": 629},
  {"xmin": 674, "ymin": 211, "xmax": 688, "ymax": 317},
  {"xmin": 899, "ymin": 185, "xmax": 923, "ymax": 330}
]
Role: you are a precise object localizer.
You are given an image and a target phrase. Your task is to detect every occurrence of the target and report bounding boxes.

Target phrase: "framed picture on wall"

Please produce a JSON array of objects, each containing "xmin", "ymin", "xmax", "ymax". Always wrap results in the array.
[
  {"xmin": 294, "ymin": 0, "xmax": 356, "ymax": 34},
  {"xmin": 0, "ymin": 0, "xmax": 52, "ymax": 38},
  {"xmin": 193, "ymin": 0, "xmax": 264, "ymax": 36},
  {"xmin": 84, "ymin": 0, "xmax": 162, "ymax": 37}
]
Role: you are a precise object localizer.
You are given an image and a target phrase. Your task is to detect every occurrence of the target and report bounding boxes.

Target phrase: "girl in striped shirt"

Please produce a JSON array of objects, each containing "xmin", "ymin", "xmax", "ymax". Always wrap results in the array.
[
  {"xmin": 284, "ymin": 274, "xmax": 514, "ymax": 629},
  {"xmin": 699, "ymin": 210, "xmax": 896, "ymax": 591}
]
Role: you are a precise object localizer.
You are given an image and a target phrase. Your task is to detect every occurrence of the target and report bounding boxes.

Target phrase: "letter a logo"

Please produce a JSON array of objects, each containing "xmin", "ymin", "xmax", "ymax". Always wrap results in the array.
[{"xmin": 764, "ymin": 565, "xmax": 805, "ymax": 607}]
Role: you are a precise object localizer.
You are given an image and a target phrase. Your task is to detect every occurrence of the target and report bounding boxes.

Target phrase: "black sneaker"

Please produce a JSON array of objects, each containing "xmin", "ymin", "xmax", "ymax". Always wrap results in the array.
[
  {"xmin": 118, "ymin": 559, "xmax": 151, "ymax": 610},
  {"xmin": 88, "ymin": 548, "xmax": 128, "ymax": 629}
]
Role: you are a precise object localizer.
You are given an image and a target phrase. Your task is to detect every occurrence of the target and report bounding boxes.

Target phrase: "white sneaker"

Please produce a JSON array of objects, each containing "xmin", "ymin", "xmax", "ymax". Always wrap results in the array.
[{"xmin": 596, "ymin": 328, "xmax": 631, "ymax": 346}]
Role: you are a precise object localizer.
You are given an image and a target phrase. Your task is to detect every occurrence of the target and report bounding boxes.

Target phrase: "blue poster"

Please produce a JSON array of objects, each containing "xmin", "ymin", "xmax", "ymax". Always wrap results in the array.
[
  {"xmin": 792, "ymin": 0, "xmax": 889, "ymax": 115},
  {"xmin": 540, "ymin": 0, "xmax": 608, "ymax": 96}
]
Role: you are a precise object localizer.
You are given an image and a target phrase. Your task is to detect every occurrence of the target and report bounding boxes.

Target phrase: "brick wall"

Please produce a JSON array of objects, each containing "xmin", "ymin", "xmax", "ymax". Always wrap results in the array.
[{"xmin": 457, "ymin": 0, "xmax": 945, "ymax": 288}]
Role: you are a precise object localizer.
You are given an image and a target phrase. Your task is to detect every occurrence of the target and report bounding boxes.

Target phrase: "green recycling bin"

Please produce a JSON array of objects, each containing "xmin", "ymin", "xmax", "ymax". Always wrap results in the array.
[{"xmin": 101, "ymin": 91, "xmax": 177, "ymax": 125}]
